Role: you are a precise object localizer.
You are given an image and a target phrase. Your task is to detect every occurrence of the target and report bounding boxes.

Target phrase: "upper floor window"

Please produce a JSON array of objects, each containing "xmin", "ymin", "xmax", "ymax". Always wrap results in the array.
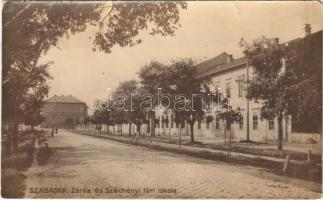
[
  {"xmin": 226, "ymin": 82, "xmax": 231, "ymax": 98},
  {"xmin": 237, "ymin": 75, "xmax": 245, "ymax": 97}
]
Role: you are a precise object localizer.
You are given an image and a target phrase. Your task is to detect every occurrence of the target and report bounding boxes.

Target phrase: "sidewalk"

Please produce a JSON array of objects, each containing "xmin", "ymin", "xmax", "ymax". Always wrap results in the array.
[
  {"xmin": 194, "ymin": 137, "xmax": 321, "ymax": 155},
  {"xmin": 193, "ymin": 137, "xmax": 321, "ymax": 163},
  {"xmin": 73, "ymin": 128, "xmax": 321, "ymax": 163},
  {"xmin": 70, "ymin": 129, "xmax": 321, "ymax": 182}
]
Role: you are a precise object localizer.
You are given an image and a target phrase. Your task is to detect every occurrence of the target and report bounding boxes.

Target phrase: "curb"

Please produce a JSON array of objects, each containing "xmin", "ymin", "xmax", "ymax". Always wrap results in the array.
[{"xmin": 71, "ymin": 130, "xmax": 321, "ymax": 183}]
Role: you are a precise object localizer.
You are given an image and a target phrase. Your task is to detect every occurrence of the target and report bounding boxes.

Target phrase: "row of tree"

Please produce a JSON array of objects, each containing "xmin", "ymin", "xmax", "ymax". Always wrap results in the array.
[
  {"xmin": 90, "ymin": 59, "xmax": 241, "ymax": 143},
  {"xmin": 2, "ymin": 1, "xmax": 187, "ymax": 153},
  {"xmin": 91, "ymin": 32, "xmax": 322, "ymax": 150}
]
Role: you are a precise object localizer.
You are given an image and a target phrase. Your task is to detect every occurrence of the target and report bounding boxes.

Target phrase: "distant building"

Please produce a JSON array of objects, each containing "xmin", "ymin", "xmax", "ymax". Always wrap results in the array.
[{"xmin": 42, "ymin": 95, "xmax": 88, "ymax": 128}]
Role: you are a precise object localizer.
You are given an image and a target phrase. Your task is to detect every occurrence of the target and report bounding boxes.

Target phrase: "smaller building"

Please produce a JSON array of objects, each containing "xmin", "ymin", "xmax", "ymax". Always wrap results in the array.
[{"xmin": 42, "ymin": 95, "xmax": 88, "ymax": 128}]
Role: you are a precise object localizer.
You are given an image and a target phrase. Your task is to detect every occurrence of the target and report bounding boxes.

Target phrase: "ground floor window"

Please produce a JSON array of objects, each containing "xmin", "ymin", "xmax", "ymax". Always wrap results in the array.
[
  {"xmin": 253, "ymin": 114, "xmax": 258, "ymax": 130},
  {"xmin": 268, "ymin": 119, "xmax": 274, "ymax": 130},
  {"xmin": 181, "ymin": 121, "xmax": 185, "ymax": 129},
  {"xmin": 215, "ymin": 116, "xmax": 220, "ymax": 130},
  {"xmin": 205, "ymin": 116, "xmax": 213, "ymax": 129},
  {"xmin": 161, "ymin": 116, "xmax": 164, "ymax": 128},
  {"xmin": 206, "ymin": 122, "xmax": 210, "ymax": 129},
  {"xmin": 226, "ymin": 120, "xmax": 231, "ymax": 130},
  {"xmin": 156, "ymin": 117, "xmax": 160, "ymax": 128},
  {"xmin": 239, "ymin": 116, "xmax": 243, "ymax": 130},
  {"xmin": 163, "ymin": 116, "xmax": 169, "ymax": 128}
]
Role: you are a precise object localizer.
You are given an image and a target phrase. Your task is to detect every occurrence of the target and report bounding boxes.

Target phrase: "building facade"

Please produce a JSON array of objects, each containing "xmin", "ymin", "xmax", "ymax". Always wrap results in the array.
[
  {"xmin": 153, "ymin": 28, "xmax": 321, "ymax": 142},
  {"xmin": 91, "ymin": 26, "xmax": 321, "ymax": 144},
  {"xmin": 152, "ymin": 52, "xmax": 290, "ymax": 142},
  {"xmin": 42, "ymin": 95, "xmax": 88, "ymax": 128}
]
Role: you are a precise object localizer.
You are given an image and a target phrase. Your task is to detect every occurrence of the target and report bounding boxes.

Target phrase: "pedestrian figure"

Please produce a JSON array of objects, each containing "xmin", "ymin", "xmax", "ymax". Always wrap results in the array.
[
  {"xmin": 51, "ymin": 126, "xmax": 54, "ymax": 136},
  {"xmin": 55, "ymin": 126, "xmax": 58, "ymax": 134}
]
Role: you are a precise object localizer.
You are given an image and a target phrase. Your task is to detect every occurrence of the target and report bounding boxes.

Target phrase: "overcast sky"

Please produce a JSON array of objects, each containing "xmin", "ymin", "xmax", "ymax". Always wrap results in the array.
[{"xmin": 39, "ymin": 1, "xmax": 322, "ymax": 114}]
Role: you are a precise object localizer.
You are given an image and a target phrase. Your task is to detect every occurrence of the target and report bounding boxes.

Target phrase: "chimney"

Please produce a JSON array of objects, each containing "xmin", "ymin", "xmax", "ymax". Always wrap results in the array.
[
  {"xmin": 227, "ymin": 54, "xmax": 233, "ymax": 63},
  {"xmin": 274, "ymin": 38, "xmax": 279, "ymax": 45},
  {"xmin": 305, "ymin": 24, "xmax": 311, "ymax": 36}
]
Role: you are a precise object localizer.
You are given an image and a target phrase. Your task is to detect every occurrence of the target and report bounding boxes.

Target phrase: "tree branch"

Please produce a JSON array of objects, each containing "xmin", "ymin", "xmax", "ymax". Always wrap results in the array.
[
  {"xmin": 4, "ymin": 3, "xmax": 31, "ymax": 28},
  {"xmin": 99, "ymin": 5, "xmax": 114, "ymax": 33}
]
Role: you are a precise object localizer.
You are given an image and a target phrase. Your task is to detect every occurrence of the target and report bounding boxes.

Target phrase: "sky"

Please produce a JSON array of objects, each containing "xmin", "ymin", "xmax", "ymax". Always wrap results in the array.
[{"xmin": 39, "ymin": 1, "xmax": 323, "ymax": 114}]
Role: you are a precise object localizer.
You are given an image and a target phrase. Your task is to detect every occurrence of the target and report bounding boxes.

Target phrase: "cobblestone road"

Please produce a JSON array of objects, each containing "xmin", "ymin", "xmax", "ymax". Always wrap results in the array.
[{"xmin": 24, "ymin": 130, "xmax": 321, "ymax": 198}]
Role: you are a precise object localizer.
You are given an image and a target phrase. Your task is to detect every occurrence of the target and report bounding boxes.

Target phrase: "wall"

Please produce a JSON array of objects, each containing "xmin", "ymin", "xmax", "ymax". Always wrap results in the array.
[
  {"xmin": 42, "ymin": 102, "xmax": 87, "ymax": 127},
  {"xmin": 288, "ymin": 132, "xmax": 321, "ymax": 144}
]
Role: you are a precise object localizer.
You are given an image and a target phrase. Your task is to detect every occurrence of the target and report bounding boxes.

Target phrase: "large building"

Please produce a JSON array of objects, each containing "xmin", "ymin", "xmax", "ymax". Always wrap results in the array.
[
  {"xmin": 153, "ymin": 52, "xmax": 288, "ymax": 142},
  {"xmin": 153, "ymin": 26, "xmax": 321, "ymax": 142},
  {"xmin": 42, "ymin": 95, "xmax": 88, "ymax": 128},
  {"xmin": 193, "ymin": 52, "xmax": 291, "ymax": 141}
]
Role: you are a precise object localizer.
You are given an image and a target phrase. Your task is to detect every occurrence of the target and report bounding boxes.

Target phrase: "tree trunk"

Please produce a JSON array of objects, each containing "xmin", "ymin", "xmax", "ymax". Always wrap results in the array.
[
  {"xmin": 285, "ymin": 115, "xmax": 288, "ymax": 141},
  {"xmin": 147, "ymin": 121, "xmax": 150, "ymax": 133},
  {"xmin": 190, "ymin": 122, "xmax": 194, "ymax": 143},
  {"xmin": 128, "ymin": 123, "xmax": 132, "ymax": 136},
  {"xmin": 136, "ymin": 124, "xmax": 141, "ymax": 136},
  {"xmin": 31, "ymin": 125, "xmax": 34, "ymax": 133},
  {"xmin": 278, "ymin": 112, "xmax": 283, "ymax": 150},
  {"xmin": 186, "ymin": 122, "xmax": 189, "ymax": 136},
  {"xmin": 6, "ymin": 122, "xmax": 13, "ymax": 154},
  {"xmin": 162, "ymin": 125, "xmax": 165, "ymax": 135},
  {"xmin": 120, "ymin": 124, "xmax": 123, "ymax": 135},
  {"xmin": 150, "ymin": 111, "xmax": 155, "ymax": 137},
  {"xmin": 12, "ymin": 121, "xmax": 19, "ymax": 152}
]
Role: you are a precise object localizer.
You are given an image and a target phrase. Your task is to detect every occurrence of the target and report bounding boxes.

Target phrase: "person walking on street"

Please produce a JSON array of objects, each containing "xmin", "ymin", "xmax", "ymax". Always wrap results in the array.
[{"xmin": 51, "ymin": 126, "xmax": 54, "ymax": 136}]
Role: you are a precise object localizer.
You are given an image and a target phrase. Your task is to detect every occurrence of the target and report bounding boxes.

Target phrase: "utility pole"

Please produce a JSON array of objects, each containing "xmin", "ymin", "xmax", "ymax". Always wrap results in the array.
[{"xmin": 246, "ymin": 60, "xmax": 250, "ymax": 141}]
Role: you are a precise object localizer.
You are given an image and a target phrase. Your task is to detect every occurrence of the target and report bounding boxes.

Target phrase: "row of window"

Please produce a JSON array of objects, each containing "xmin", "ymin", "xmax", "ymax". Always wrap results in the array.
[
  {"xmin": 214, "ymin": 74, "xmax": 246, "ymax": 98},
  {"xmin": 154, "ymin": 114, "xmax": 275, "ymax": 131},
  {"xmin": 252, "ymin": 115, "xmax": 275, "ymax": 130},
  {"xmin": 155, "ymin": 116, "xmax": 184, "ymax": 129}
]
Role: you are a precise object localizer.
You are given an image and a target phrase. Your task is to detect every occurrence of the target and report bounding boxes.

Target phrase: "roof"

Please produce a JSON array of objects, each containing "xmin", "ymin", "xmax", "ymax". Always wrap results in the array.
[
  {"xmin": 195, "ymin": 29, "xmax": 322, "ymax": 79},
  {"xmin": 195, "ymin": 53, "xmax": 247, "ymax": 79},
  {"xmin": 195, "ymin": 52, "xmax": 231, "ymax": 74},
  {"xmin": 46, "ymin": 95, "xmax": 86, "ymax": 104},
  {"xmin": 284, "ymin": 30, "xmax": 322, "ymax": 50}
]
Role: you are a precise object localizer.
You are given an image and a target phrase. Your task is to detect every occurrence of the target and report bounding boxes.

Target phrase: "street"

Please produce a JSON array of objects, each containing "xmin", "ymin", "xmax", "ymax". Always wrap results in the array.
[{"xmin": 24, "ymin": 130, "xmax": 321, "ymax": 198}]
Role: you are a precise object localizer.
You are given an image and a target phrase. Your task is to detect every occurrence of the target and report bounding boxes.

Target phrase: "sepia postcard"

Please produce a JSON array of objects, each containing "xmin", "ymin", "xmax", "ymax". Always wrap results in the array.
[{"xmin": 1, "ymin": 1, "xmax": 322, "ymax": 199}]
